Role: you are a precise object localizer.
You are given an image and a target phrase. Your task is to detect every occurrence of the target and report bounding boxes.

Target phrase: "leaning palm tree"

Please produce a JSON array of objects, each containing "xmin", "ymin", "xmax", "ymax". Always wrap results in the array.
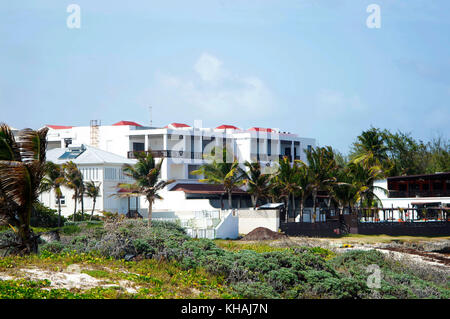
[
  {"xmin": 191, "ymin": 147, "xmax": 244, "ymax": 210},
  {"xmin": 0, "ymin": 124, "xmax": 48, "ymax": 254},
  {"xmin": 241, "ymin": 161, "xmax": 271, "ymax": 209},
  {"xmin": 40, "ymin": 161, "xmax": 65, "ymax": 227},
  {"xmin": 62, "ymin": 161, "xmax": 83, "ymax": 222},
  {"xmin": 119, "ymin": 151, "xmax": 174, "ymax": 227},
  {"xmin": 84, "ymin": 180, "xmax": 101, "ymax": 221}
]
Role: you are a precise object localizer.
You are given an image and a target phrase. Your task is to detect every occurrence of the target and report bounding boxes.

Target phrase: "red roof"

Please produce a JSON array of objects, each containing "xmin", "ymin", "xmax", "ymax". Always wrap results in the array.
[
  {"xmin": 113, "ymin": 121, "xmax": 142, "ymax": 127},
  {"xmin": 248, "ymin": 127, "xmax": 274, "ymax": 133},
  {"xmin": 165, "ymin": 123, "xmax": 191, "ymax": 128},
  {"xmin": 216, "ymin": 125, "xmax": 240, "ymax": 130},
  {"xmin": 46, "ymin": 125, "xmax": 73, "ymax": 130},
  {"xmin": 171, "ymin": 183, "xmax": 247, "ymax": 195}
]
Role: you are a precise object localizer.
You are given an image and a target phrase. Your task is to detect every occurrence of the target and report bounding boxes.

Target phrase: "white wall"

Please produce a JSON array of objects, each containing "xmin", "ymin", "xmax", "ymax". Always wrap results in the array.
[
  {"xmin": 238, "ymin": 209, "xmax": 280, "ymax": 234},
  {"xmin": 215, "ymin": 211, "xmax": 239, "ymax": 239}
]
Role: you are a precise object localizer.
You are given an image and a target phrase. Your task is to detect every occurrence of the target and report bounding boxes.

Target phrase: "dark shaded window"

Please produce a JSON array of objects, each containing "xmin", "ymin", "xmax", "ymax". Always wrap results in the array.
[{"xmin": 133, "ymin": 143, "xmax": 145, "ymax": 152}]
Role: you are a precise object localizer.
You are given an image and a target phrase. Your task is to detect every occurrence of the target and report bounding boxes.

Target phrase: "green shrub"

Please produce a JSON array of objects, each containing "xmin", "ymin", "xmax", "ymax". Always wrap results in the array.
[
  {"xmin": 232, "ymin": 281, "xmax": 280, "ymax": 299},
  {"xmin": 31, "ymin": 202, "xmax": 66, "ymax": 228},
  {"xmin": 67, "ymin": 212, "xmax": 101, "ymax": 222}
]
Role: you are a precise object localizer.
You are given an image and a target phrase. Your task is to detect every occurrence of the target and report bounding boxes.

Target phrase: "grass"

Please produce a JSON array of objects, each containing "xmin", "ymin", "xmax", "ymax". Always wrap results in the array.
[
  {"xmin": 0, "ymin": 252, "xmax": 238, "ymax": 299},
  {"xmin": 330, "ymin": 234, "xmax": 450, "ymax": 244}
]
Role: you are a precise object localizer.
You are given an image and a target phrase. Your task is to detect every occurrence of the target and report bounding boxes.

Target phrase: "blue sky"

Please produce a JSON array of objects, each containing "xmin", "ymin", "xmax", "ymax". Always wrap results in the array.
[{"xmin": 1, "ymin": 0, "xmax": 449, "ymax": 154}]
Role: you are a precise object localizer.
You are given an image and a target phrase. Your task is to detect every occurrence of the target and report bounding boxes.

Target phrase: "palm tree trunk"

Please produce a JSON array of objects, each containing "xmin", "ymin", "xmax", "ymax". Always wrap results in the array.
[
  {"xmin": 292, "ymin": 193, "xmax": 296, "ymax": 220},
  {"xmin": 285, "ymin": 196, "xmax": 290, "ymax": 222},
  {"xmin": 57, "ymin": 197, "xmax": 61, "ymax": 227},
  {"xmin": 73, "ymin": 192, "xmax": 77, "ymax": 222},
  {"xmin": 251, "ymin": 195, "xmax": 257, "ymax": 209},
  {"xmin": 81, "ymin": 194, "xmax": 84, "ymax": 215},
  {"xmin": 228, "ymin": 191, "xmax": 232, "ymax": 210},
  {"xmin": 299, "ymin": 200, "xmax": 304, "ymax": 223},
  {"xmin": 90, "ymin": 198, "xmax": 96, "ymax": 221},
  {"xmin": 148, "ymin": 199, "xmax": 153, "ymax": 227},
  {"xmin": 18, "ymin": 205, "xmax": 37, "ymax": 254},
  {"xmin": 312, "ymin": 191, "xmax": 317, "ymax": 224}
]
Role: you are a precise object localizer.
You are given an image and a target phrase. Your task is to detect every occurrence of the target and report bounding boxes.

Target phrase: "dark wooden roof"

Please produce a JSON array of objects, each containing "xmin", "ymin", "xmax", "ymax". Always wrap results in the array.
[{"xmin": 170, "ymin": 183, "xmax": 247, "ymax": 195}]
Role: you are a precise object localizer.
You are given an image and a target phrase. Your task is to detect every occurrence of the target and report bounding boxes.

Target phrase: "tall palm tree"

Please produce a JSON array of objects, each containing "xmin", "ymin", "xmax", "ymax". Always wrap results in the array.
[
  {"xmin": 119, "ymin": 151, "xmax": 174, "ymax": 227},
  {"xmin": 306, "ymin": 146, "xmax": 338, "ymax": 222},
  {"xmin": 192, "ymin": 148, "xmax": 244, "ymax": 210},
  {"xmin": 85, "ymin": 180, "xmax": 101, "ymax": 221},
  {"xmin": 40, "ymin": 161, "xmax": 65, "ymax": 227},
  {"xmin": 350, "ymin": 127, "xmax": 389, "ymax": 169},
  {"xmin": 272, "ymin": 156, "xmax": 302, "ymax": 220},
  {"xmin": 294, "ymin": 162, "xmax": 311, "ymax": 222},
  {"xmin": 241, "ymin": 161, "xmax": 271, "ymax": 209},
  {"xmin": 62, "ymin": 161, "xmax": 83, "ymax": 222},
  {"xmin": 0, "ymin": 124, "xmax": 48, "ymax": 254}
]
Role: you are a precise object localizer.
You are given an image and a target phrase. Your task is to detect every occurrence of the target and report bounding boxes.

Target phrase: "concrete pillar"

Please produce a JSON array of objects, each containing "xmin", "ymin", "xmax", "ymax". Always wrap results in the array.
[
  {"xmin": 291, "ymin": 141, "xmax": 294, "ymax": 162},
  {"xmin": 144, "ymin": 134, "xmax": 149, "ymax": 151},
  {"xmin": 163, "ymin": 133, "xmax": 168, "ymax": 151}
]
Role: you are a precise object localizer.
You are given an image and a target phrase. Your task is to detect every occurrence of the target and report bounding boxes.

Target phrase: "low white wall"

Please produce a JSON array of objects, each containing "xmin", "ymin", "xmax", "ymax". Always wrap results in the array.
[
  {"xmin": 238, "ymin": 209, "xmax": 280, "ymax": 234},
  {"xmin": 215, "ymin": 211, "xmax": 239, "ymax": 239}
]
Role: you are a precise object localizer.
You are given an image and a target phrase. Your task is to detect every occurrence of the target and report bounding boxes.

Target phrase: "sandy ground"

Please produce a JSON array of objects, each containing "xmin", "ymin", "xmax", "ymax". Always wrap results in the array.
[{"xmin": 0, "ymin": 264, "xmax": 140, "ymax": 293}]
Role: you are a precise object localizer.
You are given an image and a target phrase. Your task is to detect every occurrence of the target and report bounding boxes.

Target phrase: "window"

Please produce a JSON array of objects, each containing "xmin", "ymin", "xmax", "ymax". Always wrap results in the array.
[
  {"xmin": 188, "ymin": 165, "xmax": 201, "ymax": 179},
  {"xmin": 105, "ymin": 168, "xmax": 117, "ymax": 180},
  {"xmin": 55, "ymin": 195, "xmax": 65, "ymax": 205},
  {"xmin": 307, "ymin": 145, "xmax": 312, "ymax": 152},
  {"xmin": 133, "ymin": 142, "xmax": 145, "ymax": 152}
]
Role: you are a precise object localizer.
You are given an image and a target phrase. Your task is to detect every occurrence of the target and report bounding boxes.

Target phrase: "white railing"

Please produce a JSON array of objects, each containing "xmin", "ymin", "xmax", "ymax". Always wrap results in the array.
[{"xmin": 152, "ymin": 211, "xmax": 222, "ymax": 239}]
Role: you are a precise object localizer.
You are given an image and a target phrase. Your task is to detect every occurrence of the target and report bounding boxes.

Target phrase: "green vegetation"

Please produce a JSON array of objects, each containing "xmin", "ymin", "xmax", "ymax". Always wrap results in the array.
[{"xmin": 1, "ymin": 220, "xmax": 448, "ymax": 299}]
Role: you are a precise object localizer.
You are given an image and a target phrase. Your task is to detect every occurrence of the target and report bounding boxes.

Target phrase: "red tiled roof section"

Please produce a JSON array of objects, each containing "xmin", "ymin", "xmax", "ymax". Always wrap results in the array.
[
  {"xmin": 166, "ymin": 123, "xmax": 191, "ymax": 128},
  {"xmin": 171, "ymin": 183, "xmax": 247, "ymax": 194},
  {"xmin": 216, "ymin": 125, "xmax": 240, "ymax": 130},
  {"xmin": 46, "ymin": 125, "xmax": 73, "ymax": 130},
  {"xmin": 113, "ymin": 121, "xmax": 143, "ymax": 127},
  {"xmin": 248, "ymin": 127, "xmax": 274, "ymax": 132}
]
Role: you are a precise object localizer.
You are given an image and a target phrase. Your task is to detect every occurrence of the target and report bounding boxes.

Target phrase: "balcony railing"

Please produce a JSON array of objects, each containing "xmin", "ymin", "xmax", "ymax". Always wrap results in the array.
[
  {"xmin": 389, "ymin": 190, "xmax": 450, "ymax": 198},
  {"xmin": 127, "ymin": 150, "xmax": 204, "ymax": 159}
]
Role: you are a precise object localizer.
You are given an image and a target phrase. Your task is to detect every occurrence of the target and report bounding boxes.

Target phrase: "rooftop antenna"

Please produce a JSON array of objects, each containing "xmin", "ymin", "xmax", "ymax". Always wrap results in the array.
[
  {"xmin": 90, "ymin": 120, "xmax": 101, "ymax": 147},
  {"xmin": 149, "ymin": 105, "xmax": 152, "ymax": 127}
]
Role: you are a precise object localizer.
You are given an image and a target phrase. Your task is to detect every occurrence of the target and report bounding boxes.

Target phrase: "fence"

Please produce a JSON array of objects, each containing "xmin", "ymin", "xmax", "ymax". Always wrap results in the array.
[{"xmin": 280, "ymin": 206, "xmax": 450, "ymax": 237}]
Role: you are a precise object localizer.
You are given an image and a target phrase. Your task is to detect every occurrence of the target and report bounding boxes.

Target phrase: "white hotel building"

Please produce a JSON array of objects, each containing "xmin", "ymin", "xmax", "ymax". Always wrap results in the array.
[{"xmin": 41, "ymin": 120, "xmax": 316, "ymax": 217}]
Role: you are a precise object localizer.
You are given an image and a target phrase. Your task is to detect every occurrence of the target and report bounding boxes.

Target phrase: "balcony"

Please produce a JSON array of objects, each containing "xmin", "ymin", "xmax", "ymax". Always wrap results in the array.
[
  {"xmin": 388, "ymin": 190, "xmax": 450, "ymax": 198},
  {"xmin": 127, "ymin": 150, "xmax": 204, "ymax": 159}
]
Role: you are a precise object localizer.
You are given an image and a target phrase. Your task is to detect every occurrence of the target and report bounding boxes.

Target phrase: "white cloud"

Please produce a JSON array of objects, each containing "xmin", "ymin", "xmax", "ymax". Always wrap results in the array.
[
  {"xmin": 146, "ymin": 52, "xmax": 276, "ymax": 121},
  {"xmin": 315, "ymin": 89, "xmax": 366, "ymax": 116},
  {"xmin": 193, "ymin": 53, "xmax": 227, "ymax": 83}
]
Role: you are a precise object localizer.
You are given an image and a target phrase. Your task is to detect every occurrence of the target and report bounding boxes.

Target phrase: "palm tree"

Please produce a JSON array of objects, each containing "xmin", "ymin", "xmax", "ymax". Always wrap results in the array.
[
  {"xmin": 350, "ymin": 127, "xmax": 389, "ymax": 169},
  {"xmin": 0, "ymin": 124, "xmax": 48, "ymax": 254},
  {"xmin": 241, "ymin": 161, "xmax": 271, "ymax": 209},
  {"xmin": 348, "ymin": 162, "xmax": 387, "ymax": 209},
  {"xmin": 272, "ymin": 156, "xmax": 303, "ymax": 221},
  {"xmin": 119, "ymin": 151, "xmax": 174, "ymax": 227},
  {"xmin": 294, "ymin": 163, "xmax": 311, "ymax": 222},
  {"xmin": 192, "ymin": 148, "xmax": 244, "ymax": 210},
  {"xmin": 62, "ymin": 161, "xmax": 83, "ymax": 222},
  {"xmin": 306, "ymin": 146, "xmax": 338, "ymax": 223},
  {"xmin": 40, "ymin": 161, "xmax": 65, "ymax": 227},
  {"xmin": 85, "ymin": 180, "xmax": 101, "ymax": 221}
]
